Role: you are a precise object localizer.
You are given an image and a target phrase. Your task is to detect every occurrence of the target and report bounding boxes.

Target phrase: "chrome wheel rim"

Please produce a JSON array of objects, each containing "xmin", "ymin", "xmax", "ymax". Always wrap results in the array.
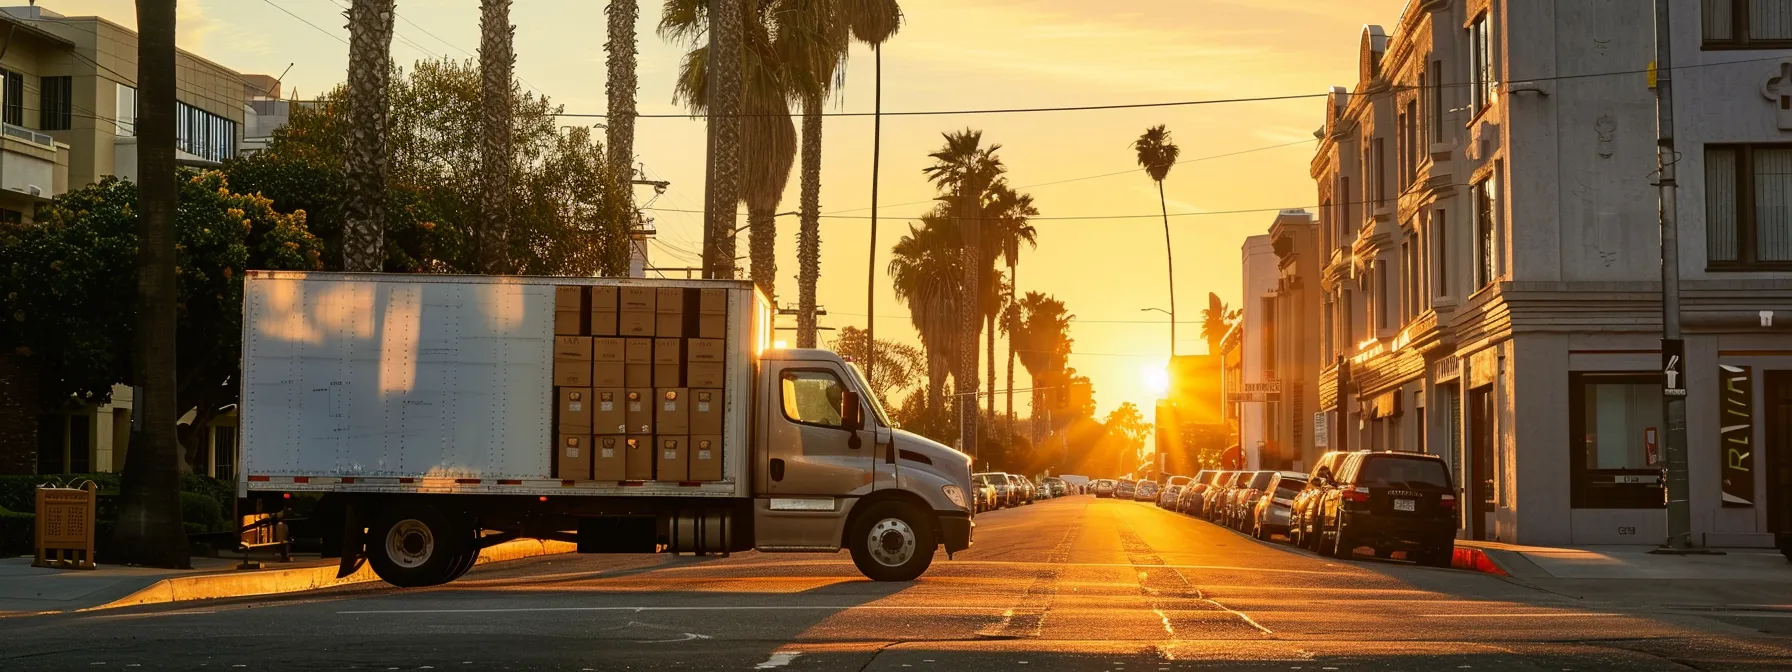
[
  {"xmin": 386, "ymin": 519, "xmax": 435, "ymax": 568},
  {"xmin": 866, "ymin": 517, "xmax": 917, "ymax": 568}
]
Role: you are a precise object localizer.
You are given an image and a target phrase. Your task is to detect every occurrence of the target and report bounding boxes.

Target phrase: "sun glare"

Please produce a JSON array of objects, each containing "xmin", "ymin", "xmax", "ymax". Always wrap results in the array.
[{"xmin": 1141, "ymin": 365, "xmax": 1170, "ymax": 396}]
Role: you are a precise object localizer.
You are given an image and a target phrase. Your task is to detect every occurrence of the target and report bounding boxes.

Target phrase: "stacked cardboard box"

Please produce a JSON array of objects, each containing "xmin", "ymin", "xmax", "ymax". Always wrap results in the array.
[{"xmin": 552, "ymin": 285, "xmax": 728, "ymax": 483}]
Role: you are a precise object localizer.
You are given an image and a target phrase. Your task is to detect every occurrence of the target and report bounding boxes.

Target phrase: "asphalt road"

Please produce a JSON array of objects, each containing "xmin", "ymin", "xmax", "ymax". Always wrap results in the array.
[{"xmin": 3, "ymin": 496, "xmax": 1789, "ymax": 670}]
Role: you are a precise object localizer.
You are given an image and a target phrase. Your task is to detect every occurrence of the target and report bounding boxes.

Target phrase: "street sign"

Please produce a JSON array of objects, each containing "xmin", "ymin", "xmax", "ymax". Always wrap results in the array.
[
  {"xmin": 1662, "ymin": 338, "xmax": 1686, "ymax": 397},
  {"xmin": 1313, "ymin": 412, "xmax": 1329, "ymax": 448}
]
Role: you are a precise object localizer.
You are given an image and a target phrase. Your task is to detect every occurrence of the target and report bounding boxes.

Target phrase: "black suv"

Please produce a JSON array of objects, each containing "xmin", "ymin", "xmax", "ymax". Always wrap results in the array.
[{"xmin": 1313, "ymin": 452, "xmax": 1457, "ymax": 567}]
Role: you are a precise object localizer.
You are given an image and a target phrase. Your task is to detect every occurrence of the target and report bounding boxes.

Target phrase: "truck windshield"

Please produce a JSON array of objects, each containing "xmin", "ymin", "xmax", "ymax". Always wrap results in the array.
[{"xmin": 844, "ymin": 362, "xmax": 892, "ymax": 427}]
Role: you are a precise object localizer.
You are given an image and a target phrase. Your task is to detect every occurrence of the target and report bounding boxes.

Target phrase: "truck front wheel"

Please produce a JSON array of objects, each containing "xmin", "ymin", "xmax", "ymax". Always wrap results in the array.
[
  {"xmin": 848, "ymin": 501, "xmax": 935, "ymax": 582},
  {"xmin": 368, "ymin": 501, "xmax": 470, "ymax": 588}
]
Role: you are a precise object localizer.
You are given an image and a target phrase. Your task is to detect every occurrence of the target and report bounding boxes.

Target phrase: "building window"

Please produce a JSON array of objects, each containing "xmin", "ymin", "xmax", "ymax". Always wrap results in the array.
[
  {"xmin": 1261, "ymin": 296, "xmax": 1277, "ymax": 375},
  {"xmin": 0, "ymin": 209, "xmax": 22, "ymax": 225},
  {"xmin": 1703, "ymin": 0, "xmax": 1792, "ymax": 47},
  {"xmin": 1375, "ymin": 260, "xmax": 1389, "ymax": 330},
  {"xmin": 175, "ymin": 101, "xmax": 237, "ymax": 162},
  {"xmin": 1473, "ymin": 171, "xmax": 1501, "ymax": 288},
  {"xmin": 1404, "ymin": 100, "xmax": 1419, "ymax": 186},
  {"xmin": 0, "ymin": 69, "xmax": 22, "ymax": 126},
  {"xmin": 1434, "ymin": 209, "xmax": 1449, "ymax": 297},
  {"xmin": 1372, "ymin": 137, "xmax": 1387, "ymax": 204},
  {"xmin": 1320, "ymin": 199, "xmax": 1333, "ymax": 251},
  {"xmin": 39, "ymin": 76, "xmax": 72, "ymax": 131},
  {"xmin": 116, "ymin": 84, "xmax": 137, "ymax": 136},
  {"xmin": 1569, "ymin": 373, "xmax": 1666, "ymax": 509},
  {"xmin": 68, "ymin": 416, "xmax": 90, "ymax": 473},
  {"xmin": 1340, "ymin": 175, "xmax": 1353, "ymax": 240},
  {"xmin": 1707, "ymin": 144, "xmax": 1792, "ymax": 268},
  {"xmin": 1430, "ymin": 59, "xmax": 1445, "ymax": 143},
  {"xmin": 213, "ymin": 425, "xmax": 236, "ymax": 479},
  {"xmin": 1469, "ymin": 14, "xmax": 1495, "ymax": 113},
  {"xmin": 36, "ymin": 414, "xmax": 64, "ymax": 474}
]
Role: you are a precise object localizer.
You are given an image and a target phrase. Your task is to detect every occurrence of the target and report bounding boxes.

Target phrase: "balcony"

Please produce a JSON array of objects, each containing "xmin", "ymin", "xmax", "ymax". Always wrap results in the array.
[{"xmin": 0, "ymin": 122, "xmax": 67, "ymax": 202}]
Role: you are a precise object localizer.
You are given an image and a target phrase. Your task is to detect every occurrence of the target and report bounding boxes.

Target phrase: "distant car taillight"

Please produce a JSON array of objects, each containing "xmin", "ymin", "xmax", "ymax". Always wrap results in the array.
[
  {"xmin": 1340, "ymin": 487, "xmax": 1371, "ymax": 504},
  {"xmin": 1440, "ymin": 493, "xmax": 1457, "ymax": 511}
]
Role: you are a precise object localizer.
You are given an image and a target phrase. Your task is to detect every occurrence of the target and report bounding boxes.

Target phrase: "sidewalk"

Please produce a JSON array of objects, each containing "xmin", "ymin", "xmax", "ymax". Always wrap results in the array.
[
  {"xmin": 1457, "ymin": 539, "xmax": 1792, "ymax": 608},
  {"xmin": 0, "ymin": 539, "xmax": 573, "ymax": 616}
]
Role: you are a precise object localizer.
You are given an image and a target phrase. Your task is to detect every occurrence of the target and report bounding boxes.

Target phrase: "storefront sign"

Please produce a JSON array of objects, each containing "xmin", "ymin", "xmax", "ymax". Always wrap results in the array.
[
  {"xmin": 1314, "ymin": 412, "xmax": 1329, "ymax": 448},
  {"xmin": 1244, "ymin": 380, "xmax": 1282, "ymax": 394},
  {"xmin": 1718, "ymin": 364, "xmax": 1754, "ymax": 507},
  {"xmin": 1434, "ymin": 356, "xmax": 1461, "ymax": 383},
  {"xmin": 1662, "ymin": 339, "xmax": 1686, "ymax": 397}
]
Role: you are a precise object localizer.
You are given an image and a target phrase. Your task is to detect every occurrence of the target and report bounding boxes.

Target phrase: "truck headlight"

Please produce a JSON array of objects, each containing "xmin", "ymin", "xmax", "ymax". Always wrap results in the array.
[{"xmin": 941, "ymin": 484, "xmax": 967, "ymax": 509}]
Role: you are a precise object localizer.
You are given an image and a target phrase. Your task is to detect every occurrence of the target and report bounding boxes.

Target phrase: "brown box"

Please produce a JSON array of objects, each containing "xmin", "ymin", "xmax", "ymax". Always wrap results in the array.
[
  {"xmin": 689, "ymin": 435, "xmax": 722, "ymax": 481},
  {"xmin": 620, "ymin": 286, "xmax": 656, "ymax": 312},
  {"xmin": 686, "ymin": 338, "xmax": 725, "ymax": 363},
  {"xmin": 654, "ymin": 363, "xmax": 682, "ymax": 387},
  {"xmin": 656, "ymin": 388, "xmax": 690, "ymax": 434},
  {"xmin": 554, "ymin": 336, "xmax": 592, "ymax": 361},
  {"xmin": 687, "ymin": 362, "xmax": 724, "ymax": 388},
  {"xmin": 553, "ymin": 359, "xmax": 592, "ymax": 387},
  {"xmin": 625, "ymin": 363, "xmax": 653, "ymax": 387},
  {"xmin": 656, "ymin": 312, "xmax": 687, "ymax": 337},
  {"xmin": 698, "ymin": 313, "xmax": 726, "ymax": 339},
  {"xmin": 657, "ymin": 287, "xmax": 686, "ymax": 314},
  {"xmin": 624, "ymin": 338, "xmax": 654, "ymax": 364},
  {"xmin": 624, "ymin": 388, "xmax": 654, "ymax": 434},
  {"xmin": 556, "ymin": 286, "xmax": 584, "ymax": 311},
  {"xmin": 656, "ymin": 436, "xmax": 688, "ymax": 482},
  {"xmin": 699, "ymin": 288, "xmax": 727, "ymax": 314},
  {"xmin": 594, "ymin": 435, "xmax": 627, "ymax": 480},
  {"xmin": 591, "ymin": 286, "xmax": 619, "ymax": 312},
  {"xmin": 594, "ymin": 338, "xmax": 627, "ymax": 362},
  {"xmin": 556, "ymin": 434, "xmax": 592, "ymax": 480},
  {"xmin": 593, "ymin": 362, "xmax": 626, "ymax": 387},
  {"xmin": 557, "ymin": 387, "xmax": 592, "ymax": 431},
  {"xmin": 691, "ymin": 388, "xmax": 724, "ymax": 435},
  {"xmin": 654, "ymin": 338, "xmax": 683, "ymax": 364},
  {"xmin": 592, "ymin": 388, "xmax": 627, "ymax": 434},
  {"xmin": 590, "ymin": 310, "xmax": 618, "ymax": 337},
  {"xmin": 555, "ymin": 310, "xmax": 583, "ymax": 336},
  {"xmin": 619, "ymin": 311, "xmax": 655, "ymax": 337},
  {"xmin": 625, "ymin": 435, "xmax": 655, "ymax": 480}
]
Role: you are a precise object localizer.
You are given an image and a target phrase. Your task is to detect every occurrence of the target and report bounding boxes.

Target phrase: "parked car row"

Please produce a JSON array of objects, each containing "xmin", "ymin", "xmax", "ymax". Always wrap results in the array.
[
  {"xmin": 1147, "ymin": 451, "xmax": 1459, "ymax": 567},
  {"xmin": 972, "ymin": 472, "xmax": 1080, "ymax": 512}
]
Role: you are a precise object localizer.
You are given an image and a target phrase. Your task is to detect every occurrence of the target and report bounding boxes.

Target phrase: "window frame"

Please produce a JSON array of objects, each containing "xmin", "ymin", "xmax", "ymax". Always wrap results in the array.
[
  {"xmin": 39, "ymin": 75, "xmax": 72, "ymax": 131},
  {"xmin": 1469, "ymin": 13, "xmax": 1495, "ymax": 115},
  {"xmin": 0, "ymin": 69, "xmax": 23, "ymax": 127},
  {"xmin": 778, "ymin": 367, "xmax": 852, "ymax": 431},
  {"xmin": 1472, "ymin": 170, "xmax": 1501, "ymax": 289},
  {"xmin": 1706, "ymin": 142, "xmax": 1792, "ymax": 271},
  {"xmin": 1702, "ymin": 0, "xmax": 1792, "ymax": 49},
  {"xmin": 1568, "ymin": 372, "xmax": 1668, "ymax": 509}
]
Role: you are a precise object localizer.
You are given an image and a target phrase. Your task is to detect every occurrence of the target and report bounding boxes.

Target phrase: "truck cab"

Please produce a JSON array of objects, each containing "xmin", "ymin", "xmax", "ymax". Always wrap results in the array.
[{"xmin": 751, "ymin": 348, "xmax": 974, "ymax": 581}]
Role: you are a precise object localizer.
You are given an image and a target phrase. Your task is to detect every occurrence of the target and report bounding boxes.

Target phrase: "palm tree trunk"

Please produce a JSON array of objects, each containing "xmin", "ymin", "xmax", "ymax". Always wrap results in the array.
[
  {"xmin": 1159, "ymin": 180, "xmax": 1176, "ymax": 355},
  {"xmin": 985, "ymin": 311, "xmax": 995, "ymax": 423},
  {"xmin": 958, "ymin": 200, "xmax": 980, "ymax": 457},
  {"xmin": 478, "ymin": 0, "xmax": 514, "ymax": 274},
  {"xmin": 341, "ymin": 0, "xmax": 397, "ymax": 272},
  {"xmin": 748, "ymin": 201, "xmax": 776, "ymax": 300},
  {"xmin": 604, "ymin": 0, "xmax": 638, "ymax": 224},
  {"xmin": 702, "ymin": 0, "xmax": 743, "ymax": 279},
  {"xmin": 113, "ymin": 0, "xmax": 188, "ymax": 569},
  {"xmin": 1005, "ymin": 262, "xmax": 1016, "ymax": 446},
  {"xmin": 796, "ymin": 94, "xmax": 823, "ymax": 348},
  {"xmin": 927, "ymin": 350, "xmax": 946, "ymax": 417}
]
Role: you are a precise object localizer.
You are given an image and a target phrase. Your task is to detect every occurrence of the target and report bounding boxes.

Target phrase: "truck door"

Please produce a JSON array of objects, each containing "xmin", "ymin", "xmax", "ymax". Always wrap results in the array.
[{"xmin": 761, "ymin": 362, "xmax": 877, "ymax": 495}]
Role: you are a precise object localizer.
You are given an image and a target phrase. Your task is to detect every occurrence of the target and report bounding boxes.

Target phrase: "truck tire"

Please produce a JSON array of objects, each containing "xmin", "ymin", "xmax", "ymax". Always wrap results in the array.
[
  {"xmin": 368, "ymin": 501, "xmax": 470, "ymax": 588},
  {"xmin": 848, "ymin": 501, "xmax": 935, "ymax": 582}
]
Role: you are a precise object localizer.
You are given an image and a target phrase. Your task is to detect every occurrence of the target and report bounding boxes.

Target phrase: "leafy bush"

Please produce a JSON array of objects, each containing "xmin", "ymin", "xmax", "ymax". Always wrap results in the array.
[
  {"xmin": 178, "ymin": 491, "xmax": 225, "ymax": 533},
  {"xmin": 0, "ymin": 506, "xmax": 33, "ymax": 557}
]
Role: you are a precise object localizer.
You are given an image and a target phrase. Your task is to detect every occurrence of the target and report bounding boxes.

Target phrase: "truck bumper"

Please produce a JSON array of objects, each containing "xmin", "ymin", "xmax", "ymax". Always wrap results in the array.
[{"xmin": 939, "ymin": 511, "xmax": 973, "ymax": 555}]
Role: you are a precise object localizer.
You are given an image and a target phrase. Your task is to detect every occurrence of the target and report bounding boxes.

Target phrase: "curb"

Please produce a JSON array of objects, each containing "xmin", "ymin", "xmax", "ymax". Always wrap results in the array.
[
  {"xmin": 1451, "ymin": 546, "xmax": 1510, "ymax": 576},
  {"xmin": 85, "ymin": 538, "xmax": 575, "ymax": 612}
]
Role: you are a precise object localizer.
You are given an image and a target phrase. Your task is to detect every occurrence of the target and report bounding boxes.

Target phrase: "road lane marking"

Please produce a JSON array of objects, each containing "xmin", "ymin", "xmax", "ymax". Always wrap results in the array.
[
  {"xmin": 337, "ymin": 605, "xmax": 1004, "ymax": 615},
  {"xmin": 1415, "ymin": 613, "xmax": 1626, "ymax": 618},
  {"xmin": 754, "ymin": 652, "xmax": 800, "ymax": 669},
  {"xmin": 1200, "ymin": 598, "xmax": 1273, "ymax": 635},
  {"xmin": 1152, "ymin": 608, "xmax": 1175, "ymax": 637}
]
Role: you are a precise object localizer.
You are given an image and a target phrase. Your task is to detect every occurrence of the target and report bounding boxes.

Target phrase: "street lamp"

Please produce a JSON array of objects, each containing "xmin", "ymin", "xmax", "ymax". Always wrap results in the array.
[{"xmin": 1142, "ymin": 307, "xmax": 1173, "ymax": 355}]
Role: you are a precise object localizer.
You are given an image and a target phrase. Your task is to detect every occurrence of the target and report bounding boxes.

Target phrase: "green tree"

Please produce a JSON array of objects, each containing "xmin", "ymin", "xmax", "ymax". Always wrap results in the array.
[
  {"xmin": 1135, "ymin": 125, "xmax": 1181, "ymax": 355},
  {"xmin": 1013, "ymin": 292, "xmax": 1072, "ymax": 449},
  {"xmin": 828, "ymin": 325, "xmax": 923, "ymax": 410},
  {"xmin": 888, "ymin": 209, "xmax": 960, "ymax": 418}
]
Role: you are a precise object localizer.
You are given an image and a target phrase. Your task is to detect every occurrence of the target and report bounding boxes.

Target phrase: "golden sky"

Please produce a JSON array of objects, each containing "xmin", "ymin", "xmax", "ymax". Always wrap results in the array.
[{"xmin": 50, "ymin": 0, "xmax": 1406, "ymax": 431}]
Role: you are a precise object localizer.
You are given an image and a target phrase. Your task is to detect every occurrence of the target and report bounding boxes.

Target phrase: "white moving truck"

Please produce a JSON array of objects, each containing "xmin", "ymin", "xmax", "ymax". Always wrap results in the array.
[{"xmin": 238, "ymin": 272, "xmax": 973, "ymax": 586}]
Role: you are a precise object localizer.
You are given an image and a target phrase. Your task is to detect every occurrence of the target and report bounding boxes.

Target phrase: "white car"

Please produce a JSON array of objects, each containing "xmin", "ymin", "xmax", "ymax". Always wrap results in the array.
[{"xmin": 1159, "ymin": 484, "xmax": 1184, "ymax": 508}]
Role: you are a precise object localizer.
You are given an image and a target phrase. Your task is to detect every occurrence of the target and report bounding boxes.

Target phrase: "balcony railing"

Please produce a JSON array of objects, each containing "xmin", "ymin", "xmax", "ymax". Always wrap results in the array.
[{"xmin": 1, "ymin": 122, "xmax": 53, "ymax": 147}]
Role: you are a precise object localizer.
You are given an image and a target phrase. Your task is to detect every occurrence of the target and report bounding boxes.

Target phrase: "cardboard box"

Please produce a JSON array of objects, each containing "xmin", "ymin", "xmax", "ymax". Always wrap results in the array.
[
  {"xmin": 556, "ymin": 286, "xmax": 584, "ymax": 311},
  {"xmin": 554, "ymin": 336, "xmax": 592, "ymax": 361},
  {"xmin": 592, "ymin": 388, "xmax": 627, "ymax": 434},
  {"xmin": 655, "ymin": 312, "xmax": 687, "ymax": 337},
  {"xmin": 657, "ymin": 287, "xmax": 686, "ymax": 314},
  {"xmin": 625, "ymin": 435, "xmax": 654, "ymax": 480},
  {"xmin": 689, "ymin": 435, "xmax": 722, "ymax": 481},
  {"xmin": 557, "ymin": 387, "xmax": 592, "ymax": 431},
  {"xmin": 624, "ymin": 338, "xmax": 654, "ymax": 364},
  {"xmin": 591, "ymin": 286, "xmax": 619, "ymax": 312},
  {"xmin": 656, "ymin": 388, "xmax": 690, "ymax": 434},
  {"xmin": 620, "ymin": 286, "xmax": 656, "ymax": 312},
  {"xmin": 687, "ymin": 362, "xmax": 724, "ymax": 388},
  {"xmin": 699, "ymin": 288, "xmax": 727, "ymax": 315},
  {"xmin": 654, "ymin": 363, "xmax": 682, "ymax": 387},
  {"xmin": 686, "ymin": 338, "xmax": 725, "ymax": 363},
  {"xmin": 654, "ymin": 338, "xmax": 683, "ymax": 364},
  {"xmin": 594, "ymin": 435, "xmax": 627, "ymax": 480},
  {"xmin": 625, "ymin": 389, "xmax": 654, "ymax": 434},
  {"xmin": 553, "ymin": 359, "xmax": 592, "ymax": 387},
  {"xmin": 593, "ymin": 362, "xmax": 626, "ymax": 387},
  {"xmin": 590, "ymin": 310, "xmax": 618, "ymax": 337},
  {"xmin": 656, "ymin": 436, "xmax": 688, "ymax": 482},
  {"xmin": 555, "ymin": 310, "xmax": 583, "ymax": 336},
  {"xmin": 594, "ymin": 338, "xmax": 627, "ymax": 362},
  {"xmin": 556, "ymin": 434, "xmax": 592, "ymax": 480},
  {"xmin": 691, "ymin": 388, "xmax": 724, "ymax": 434},
  {"xmin": 625, "ymin": 363, "xmax": 653, "ymax": 387},
  {"xmin": 619, "ymin": 311, "xmax": 655, "ymax": 337},
  {"xmin": 698, "ymin": 313, "xmax": 726, "ymax": 339}
]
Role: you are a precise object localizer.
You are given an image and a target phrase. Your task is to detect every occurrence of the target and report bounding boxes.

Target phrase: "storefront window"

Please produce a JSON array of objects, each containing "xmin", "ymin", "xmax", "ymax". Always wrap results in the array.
[{"xmin": 1570, "ymin": 373, "xmax": 1666, "ymax": 508}]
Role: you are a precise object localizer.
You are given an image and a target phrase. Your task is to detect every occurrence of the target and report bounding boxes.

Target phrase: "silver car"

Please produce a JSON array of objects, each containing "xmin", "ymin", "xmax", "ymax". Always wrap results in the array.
[{"xmin": 1251, "ymin": 471, "xmax": 1311, "ymax": 540}]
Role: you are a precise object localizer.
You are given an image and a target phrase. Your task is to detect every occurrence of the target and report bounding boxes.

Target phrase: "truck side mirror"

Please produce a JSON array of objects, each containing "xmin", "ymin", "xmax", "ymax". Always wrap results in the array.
[{"xmin": 840, "ymin": 389, "xmax": 863, "ymax": 430}]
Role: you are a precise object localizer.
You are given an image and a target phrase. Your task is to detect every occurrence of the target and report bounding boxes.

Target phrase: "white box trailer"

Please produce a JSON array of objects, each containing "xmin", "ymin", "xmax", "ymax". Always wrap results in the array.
[{"xmin": 238, "ymin": 272, "xmax": 974, "ymax": 586}]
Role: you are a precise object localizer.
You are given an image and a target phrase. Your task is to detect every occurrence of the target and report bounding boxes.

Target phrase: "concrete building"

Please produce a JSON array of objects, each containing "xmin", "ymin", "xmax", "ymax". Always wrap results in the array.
[
  {"xmin": 1311, "ymin": 0, "xmax": 1792, "ymax": 548},
  {"xmin": 1265, "ymin": 210, "xmax": 1323, "ymax": 472},
  {"xmin": 1233, "ymin": 235, "xmax": 1280, "ymax": 470}
]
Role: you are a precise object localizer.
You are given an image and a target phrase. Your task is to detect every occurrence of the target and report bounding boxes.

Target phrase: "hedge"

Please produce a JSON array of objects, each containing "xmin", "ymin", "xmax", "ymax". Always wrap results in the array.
[
  {"xmin": 0, "ymin": 505, "xmax": 32, "ymax": 557},
  {"xmin": 0, "ymin": 473, "xmax": 239, "ymax": 558}
]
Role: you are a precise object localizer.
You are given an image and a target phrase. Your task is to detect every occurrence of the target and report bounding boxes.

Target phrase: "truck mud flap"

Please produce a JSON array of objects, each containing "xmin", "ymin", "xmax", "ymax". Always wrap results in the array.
[{"xmin": 336, "ymin": 504, "xmax": 366, "ymax": 579}]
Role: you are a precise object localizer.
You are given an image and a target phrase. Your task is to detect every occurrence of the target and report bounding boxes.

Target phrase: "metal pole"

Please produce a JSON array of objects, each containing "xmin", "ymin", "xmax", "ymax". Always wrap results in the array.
[
  {"xmin": 866, "ymin": 44, "xmax": 882, "ymax": 388},
  {"xmin": 1652, "ymin": 0, "xmax": 1693, "ymax": 551}
]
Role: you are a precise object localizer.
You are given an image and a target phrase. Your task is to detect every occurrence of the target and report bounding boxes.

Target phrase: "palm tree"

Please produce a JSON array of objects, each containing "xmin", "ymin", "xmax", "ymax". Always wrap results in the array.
[
  {"xmin": 1134, "ymin": 125, "xmax": 1180, "ymax": 353},
  {"xmin": 982, "ymin": 182, "xmax": 1036, "ymax": 430},
  {"xmin": 999, "ymin": 293, "xmax": 1021, "ymax": 441},
  {"xmin": 478, "ymin": 0, "xmax": 514, "ymax": 274},
  {"xmin": 1201, "ymin": 292, "xmax": 1240, "ymax": 354},
  {"xmin": 1014, "ymin": 292, "xmax": 1072, "ymax": 451},
  {"xmin": 699, "ymin": 0, "xmax": 743, "ymax": 279},
  {"xmin": 923, "ymin": 129, "xmax": 1004, "ymax": 456},
  {"xmin": 888, "ymin": 210, "xmax": 960, "ymax": 416},
  {"xmin": 112, "ymin": 0, "xmax": 188, "ymax": 569},
  {"xmin": 341, "ymin": 0, "xmax": 398, "ymax": 272},
  {"xmin": 606, "ymin": 0, "xmax": 640, "ymax": 225}
]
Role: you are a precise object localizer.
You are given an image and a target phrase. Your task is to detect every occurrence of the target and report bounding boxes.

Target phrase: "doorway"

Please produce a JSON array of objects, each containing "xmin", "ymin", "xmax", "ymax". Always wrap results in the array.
[
  {"xmin": 1767, "ymin": 372, "xmax": 1792, "ymax": 538},
  {"xmin": 1468, "ymin": 384, "xmax": 1495, "ymax": 541}
]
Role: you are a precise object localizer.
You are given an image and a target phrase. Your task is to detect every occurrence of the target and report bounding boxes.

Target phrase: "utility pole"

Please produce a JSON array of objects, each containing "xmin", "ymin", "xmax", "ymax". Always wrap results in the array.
[
  {"xmin": 865, "ymin": 44, "xmax": 883, "ymax": 388},
  {"xmin": 1651, "ymin": 0, "xmax": 1696, "ymax": 553}
]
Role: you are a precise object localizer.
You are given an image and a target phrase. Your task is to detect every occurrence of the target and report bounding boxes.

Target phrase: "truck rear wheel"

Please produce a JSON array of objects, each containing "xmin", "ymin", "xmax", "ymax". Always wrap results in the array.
[
  {"xmin": 848, "ymin": 501, "xmax": 935, "ymax": 582},
  {"xmin": 368, "ymin": 501, "xmax": 470, "ymax": 588}
]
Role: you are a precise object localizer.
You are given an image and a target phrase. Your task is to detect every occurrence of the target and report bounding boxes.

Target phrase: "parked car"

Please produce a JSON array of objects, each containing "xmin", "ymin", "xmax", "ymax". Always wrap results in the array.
[
  {"xmin": 1135, "ymin": 480, "xmax": 1160, "ymax": 502},
  {"xmin": 1043, "ymin": 477, "xmax": 1068, "ymax": 498},
  {"xmin": 1289, "ymin": 451, "xmax": 1355, "ymax": 550},
  {"xmin": 974, "ymin": 472, "xmax": 1013, "ymax": 509},
  {"xmin": 1227, "ymin": 471, "xmax": 1277, "ymax": 530},
  {"xmin": 1008, "ymin": 474, "xmax": 1036, "ymax": 505},
  {"xmin": 1159, "ymin": 484, "xmax": 1185, "ymax": 509},
  {"xmin": 1249, "ymin": 471, "xmax": 1309, "ymax": 540},
  {"xmin": 1114, "ymin": 479, "xmax": 1137, "ymax": 500},
  {"xmin": 1312, "ymin": 451, "xmax": 1457, "ymax": 566},
  {"xmin": 970, "ymin": 477, "xmax": 1000, "ymax": 513},
  {"xmin": 1093, "ymin": 479, "xmax": 1116, "ymax": 498},
  {"xmin": 1165, "ymin": 474, "xmax": 1193, "ymax": 490},
  {"xmin": 1203, "ymin": 472, "xmax": 1243, "ymax": 521},
  {"xmin": 1177, "ymin": 470, "xmax": 1219, "ymax": 514}
]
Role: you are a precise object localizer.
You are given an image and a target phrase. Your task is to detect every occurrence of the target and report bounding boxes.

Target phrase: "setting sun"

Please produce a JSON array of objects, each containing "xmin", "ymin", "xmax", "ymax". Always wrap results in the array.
[{"xmin": 1141, "ymin": 365, "xmax": 1169, "ymax": 396}]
